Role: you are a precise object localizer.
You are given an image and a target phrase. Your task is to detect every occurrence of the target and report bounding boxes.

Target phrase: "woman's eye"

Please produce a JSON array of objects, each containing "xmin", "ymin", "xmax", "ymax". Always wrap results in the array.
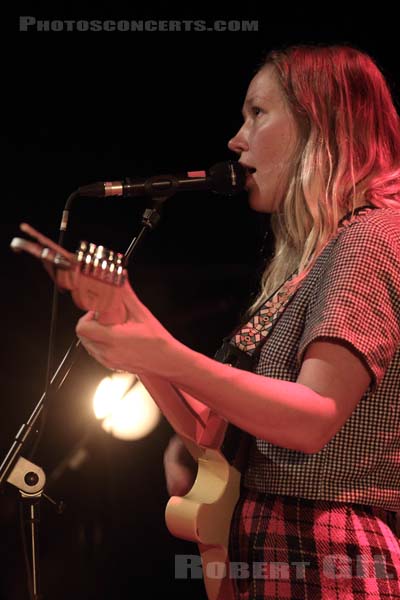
[{"xmin": 251, "ymin": 106, "xmax": 263, "ymax": 117}]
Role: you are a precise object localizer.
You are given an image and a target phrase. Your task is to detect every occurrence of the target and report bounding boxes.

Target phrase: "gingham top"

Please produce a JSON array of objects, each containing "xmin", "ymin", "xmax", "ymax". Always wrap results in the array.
[{"xmin": 239, "ymin": 206, "xmax": 400, "ymax": 510}]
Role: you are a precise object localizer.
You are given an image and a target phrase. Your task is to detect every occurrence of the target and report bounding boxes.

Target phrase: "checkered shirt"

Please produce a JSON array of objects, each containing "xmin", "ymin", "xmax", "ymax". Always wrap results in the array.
[{"xmin": 240, "ymin": 206, "xmax": 400, "ymax": 510}]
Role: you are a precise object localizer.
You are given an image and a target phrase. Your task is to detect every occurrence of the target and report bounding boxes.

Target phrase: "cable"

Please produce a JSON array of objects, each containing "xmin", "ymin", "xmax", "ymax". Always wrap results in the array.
[{"xmin": 28, "ymin": 191, "xmax": 79, "ymax": 461}]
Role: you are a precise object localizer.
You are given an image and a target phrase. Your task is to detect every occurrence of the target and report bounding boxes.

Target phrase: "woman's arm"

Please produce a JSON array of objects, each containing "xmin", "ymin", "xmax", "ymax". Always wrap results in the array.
[
  {"xmin": 76, "ymin": 281, "xmax": 371, "ymax": 454},
  {"xmin": 156, "ymin": 336, "xmax": 371, "ymax": 453}
]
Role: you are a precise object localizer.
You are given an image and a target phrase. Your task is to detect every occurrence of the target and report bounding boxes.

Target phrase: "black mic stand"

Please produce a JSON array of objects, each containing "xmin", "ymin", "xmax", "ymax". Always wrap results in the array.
[
  {"xmin": 2, "ymin": 195, "xmax": 170, "ymax": 599},
  {"xmin": 0, "ymin": 337, "xmax": 80, "ymax": 600}
]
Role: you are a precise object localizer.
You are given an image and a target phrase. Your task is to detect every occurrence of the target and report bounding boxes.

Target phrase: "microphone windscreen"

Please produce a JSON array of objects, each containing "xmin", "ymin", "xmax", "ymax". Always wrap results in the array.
[{"xmin": 209, "ymin": 161, "xmax": 246, "ymax": 195}]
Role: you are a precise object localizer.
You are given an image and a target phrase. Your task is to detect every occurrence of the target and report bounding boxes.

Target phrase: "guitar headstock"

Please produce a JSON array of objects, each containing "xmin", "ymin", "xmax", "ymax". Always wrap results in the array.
[
  {"xmin": 75, "ymin": 241, "xmax": 126, "ymax": 287},
  {"xmin": 11, "ymin": 224, "xmax": 128, "ymax": 324},
  {"xmin": 67, "ymin": 241, "xmax": 127, "ymax": 322}
]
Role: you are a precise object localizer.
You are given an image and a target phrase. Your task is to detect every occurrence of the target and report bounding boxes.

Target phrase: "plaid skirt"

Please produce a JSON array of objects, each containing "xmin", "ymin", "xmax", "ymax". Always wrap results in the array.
[{"xmin": 229, "ymin": 489, "xmax": 400, "ymax": 599}]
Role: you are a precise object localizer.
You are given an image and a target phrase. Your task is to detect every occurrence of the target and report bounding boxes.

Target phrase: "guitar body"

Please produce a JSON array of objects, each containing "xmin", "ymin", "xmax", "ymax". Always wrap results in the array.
[
  {"xmin": 11, "ymin": 223, "xmax": 243, "ymax": 600},
  {"xmin": 165, "ymin": 442, "xmax": 241, "ymax": 599}
]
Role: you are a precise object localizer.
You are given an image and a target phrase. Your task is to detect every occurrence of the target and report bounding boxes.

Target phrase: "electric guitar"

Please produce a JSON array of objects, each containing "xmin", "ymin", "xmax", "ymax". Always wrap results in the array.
[{"xmin": 11, "ymin": 223, "xmax": 244, "ymax": 600}]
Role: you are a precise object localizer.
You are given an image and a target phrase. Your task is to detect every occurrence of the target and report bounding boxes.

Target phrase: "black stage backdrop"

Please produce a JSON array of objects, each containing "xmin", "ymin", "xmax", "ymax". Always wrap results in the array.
[{"xmin": 1, "ymin": 7, "xmax": 399, "ymax": 599}]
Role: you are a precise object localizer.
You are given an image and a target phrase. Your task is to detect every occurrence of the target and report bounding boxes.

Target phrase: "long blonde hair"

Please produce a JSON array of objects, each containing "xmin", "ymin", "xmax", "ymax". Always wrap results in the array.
[{"xmin": 249, "ymin": 44, "xmax": 400, "ymax": 311}]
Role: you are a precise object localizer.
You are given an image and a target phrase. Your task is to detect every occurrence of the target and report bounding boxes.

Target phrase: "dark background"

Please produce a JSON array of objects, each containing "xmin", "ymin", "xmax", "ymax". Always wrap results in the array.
[{"xmin": 1, "ymin": 7, "xmax": 400, "ymax": 599}]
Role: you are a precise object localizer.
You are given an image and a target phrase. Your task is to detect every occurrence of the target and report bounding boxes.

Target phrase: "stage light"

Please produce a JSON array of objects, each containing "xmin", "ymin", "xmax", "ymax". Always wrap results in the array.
[{"xmin": 93, "ymin": 372, "xmax": 160, "ymax": 441}]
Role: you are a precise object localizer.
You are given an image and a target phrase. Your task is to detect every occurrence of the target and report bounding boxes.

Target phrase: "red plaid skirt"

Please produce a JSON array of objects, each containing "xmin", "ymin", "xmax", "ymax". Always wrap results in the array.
[{"xmin": 229, "ymin": 489, "xmax": 400, "ymax": 599}]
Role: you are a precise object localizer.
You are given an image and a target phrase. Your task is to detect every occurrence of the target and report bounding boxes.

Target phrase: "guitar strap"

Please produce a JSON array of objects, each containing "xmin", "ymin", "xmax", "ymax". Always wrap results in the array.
[
  {"xmin": 214, "ymin": 268, "xmax": 300, "ymax": 370},
  {"xmin": 211, "ymin": 270, "xmax": 300, "ymax": 466}
]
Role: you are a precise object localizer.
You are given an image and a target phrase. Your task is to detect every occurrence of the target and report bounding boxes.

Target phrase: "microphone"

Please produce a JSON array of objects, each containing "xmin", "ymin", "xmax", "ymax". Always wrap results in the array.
[{"xmin": 78, "ymin": 161, "xmax": 245, "ymax": 198}]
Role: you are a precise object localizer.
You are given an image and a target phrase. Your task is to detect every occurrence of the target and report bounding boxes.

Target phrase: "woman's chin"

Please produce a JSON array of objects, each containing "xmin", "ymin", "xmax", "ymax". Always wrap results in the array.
[{"xmin": 247, "ymin": 191, "xmax": 273, "ymax": 214}]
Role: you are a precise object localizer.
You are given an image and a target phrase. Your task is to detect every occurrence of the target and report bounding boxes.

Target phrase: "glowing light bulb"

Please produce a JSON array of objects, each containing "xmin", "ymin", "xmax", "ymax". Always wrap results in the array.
[{"xmin": 93, "ymin": 373, "xmax": 160, "ymax": 440}]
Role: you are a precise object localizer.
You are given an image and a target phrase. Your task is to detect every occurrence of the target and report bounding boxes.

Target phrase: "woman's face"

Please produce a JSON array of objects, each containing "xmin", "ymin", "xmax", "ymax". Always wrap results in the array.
[{"xmin": 228, "ymin": 65, "xmax": 299, "ymax": 213}]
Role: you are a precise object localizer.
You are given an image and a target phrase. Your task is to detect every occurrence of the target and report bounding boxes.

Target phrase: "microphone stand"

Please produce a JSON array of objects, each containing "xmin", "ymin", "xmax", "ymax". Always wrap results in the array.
[
  {"xmin": 0, "ymin": 338, "xmax": 81, "ymax": 600},
  {"xmin": 1, "ymin": 197, "xmax": 170, "ymax": 599}
]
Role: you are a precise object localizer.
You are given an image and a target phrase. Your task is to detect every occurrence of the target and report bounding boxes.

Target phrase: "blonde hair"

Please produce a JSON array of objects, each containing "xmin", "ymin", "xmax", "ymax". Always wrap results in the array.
[{"xmin": 249, "ymin": 44, "xmax": 400, "ymax": 311}]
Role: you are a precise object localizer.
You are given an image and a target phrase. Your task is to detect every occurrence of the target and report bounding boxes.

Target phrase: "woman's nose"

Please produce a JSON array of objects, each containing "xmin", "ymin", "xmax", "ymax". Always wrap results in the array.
[{"xmin": 228, "ymin": 126, "xmax": 248, "ymax": 154}]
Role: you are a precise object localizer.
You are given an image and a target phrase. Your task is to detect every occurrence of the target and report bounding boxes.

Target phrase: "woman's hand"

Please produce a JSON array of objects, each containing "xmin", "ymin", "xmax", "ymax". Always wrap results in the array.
[
  {"xmin": 76, "ymin": 279, "xmax": 179, "ymax": 377},
  {"xmin": 163, "ymin": 434, "xmax": 198, "ymax": 496}
]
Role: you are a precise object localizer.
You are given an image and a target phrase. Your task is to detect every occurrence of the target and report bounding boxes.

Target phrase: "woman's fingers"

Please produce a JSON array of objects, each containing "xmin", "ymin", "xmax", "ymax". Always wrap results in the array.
[
  {"xmin": 76, "ymin": 311, "xmax": 111, "ymax": 342},
  {"xmin": 163, "ymin": 435, "xmax": 198, "ymax": 496},
  {"xmin": 164, "ymin": 463, "xmax": 197, "ymax": 497},
  {"xmin": 78, "ymin": 310, "xmax": 96, "ymax": 323}
]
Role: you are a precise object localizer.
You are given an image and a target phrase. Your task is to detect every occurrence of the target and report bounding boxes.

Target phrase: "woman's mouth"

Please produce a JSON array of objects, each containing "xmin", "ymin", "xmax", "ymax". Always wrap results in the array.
[{"xmin": 244, "ymin": 167, "xmax": 256, "ymax": 186}]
